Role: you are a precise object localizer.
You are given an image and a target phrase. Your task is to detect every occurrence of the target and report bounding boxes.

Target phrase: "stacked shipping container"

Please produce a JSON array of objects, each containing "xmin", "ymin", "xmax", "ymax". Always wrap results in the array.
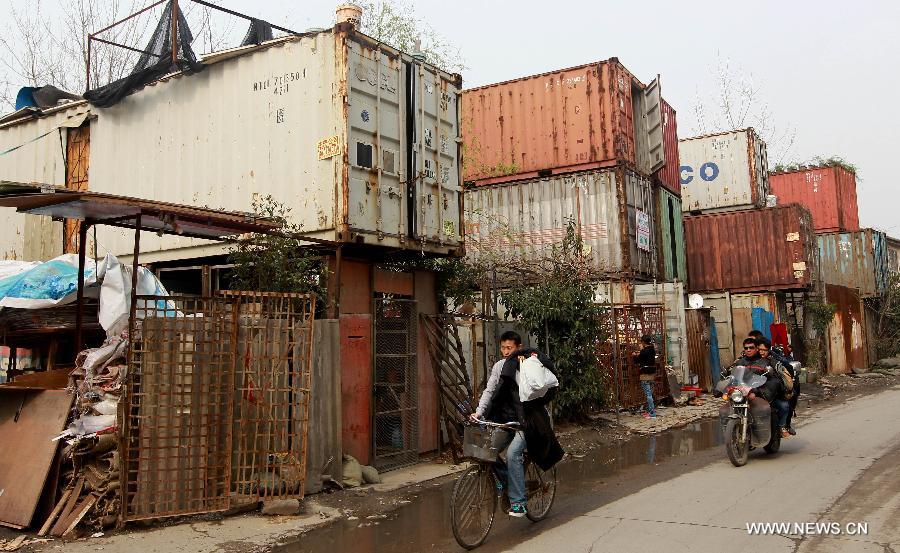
[{"xmin": 769, "ymin": 166, "xmax": 860, "ymax": 233}]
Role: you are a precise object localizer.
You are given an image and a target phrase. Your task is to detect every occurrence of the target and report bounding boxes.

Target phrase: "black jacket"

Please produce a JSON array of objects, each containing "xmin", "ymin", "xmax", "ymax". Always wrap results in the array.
[
  {"xmin": 488, "ymin": 348, "xmax": 565, "ymax": 471},
  {"xmin": 634, "ymin": 345, "xmax": 656, "ymax": 374}
]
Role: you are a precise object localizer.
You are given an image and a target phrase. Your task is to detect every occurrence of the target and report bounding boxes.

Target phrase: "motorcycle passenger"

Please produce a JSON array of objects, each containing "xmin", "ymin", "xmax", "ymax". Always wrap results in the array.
[
  {"xmin": 756, "ymin": 337, "xmax": 791, "ymax": 438},
  {"xmin": 750, "ymin": 329, "xmax": 800, "ymax": 436}
]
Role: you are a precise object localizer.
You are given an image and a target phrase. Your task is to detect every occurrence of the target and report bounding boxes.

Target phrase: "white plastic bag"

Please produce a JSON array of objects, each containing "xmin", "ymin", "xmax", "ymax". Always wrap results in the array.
[{"xmin": 517, "ymin": 354, "xmax": 559, "ymax": 402}]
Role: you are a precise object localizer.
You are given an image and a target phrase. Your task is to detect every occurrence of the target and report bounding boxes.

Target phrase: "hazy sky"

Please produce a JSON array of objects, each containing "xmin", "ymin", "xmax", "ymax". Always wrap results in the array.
[
  {"xmin": 5, "ymin": 0, "xmax": 899, "ymax": 233},
  {"xmin": 262, "ymin": 0, "xmax": 899, "ymax": 233}
]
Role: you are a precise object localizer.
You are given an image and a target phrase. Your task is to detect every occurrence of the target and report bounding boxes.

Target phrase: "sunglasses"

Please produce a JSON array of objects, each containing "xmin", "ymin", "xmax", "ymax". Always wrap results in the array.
[{"xmin": 743, "ymin": 346, "xmax": 757, "ymax": 350}]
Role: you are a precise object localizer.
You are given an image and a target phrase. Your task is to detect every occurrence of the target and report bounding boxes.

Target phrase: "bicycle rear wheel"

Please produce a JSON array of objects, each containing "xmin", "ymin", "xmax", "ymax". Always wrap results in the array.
[
  {"xmin": 451, "ymin": 464, "xmax": 498, "ymax": 549},
  {"xmin": 525, "ymin": 461, "xmax": 557, "ymax": 522}
]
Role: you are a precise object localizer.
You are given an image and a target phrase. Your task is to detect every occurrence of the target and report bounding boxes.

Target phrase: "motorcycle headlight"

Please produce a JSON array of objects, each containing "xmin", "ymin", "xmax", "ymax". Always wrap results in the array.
[{"xmin": 730, "ymin": 390, "xmax": 745, "ymax": 403}]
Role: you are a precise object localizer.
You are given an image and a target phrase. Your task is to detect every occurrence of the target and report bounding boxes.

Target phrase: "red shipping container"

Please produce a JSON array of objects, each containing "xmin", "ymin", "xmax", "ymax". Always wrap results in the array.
[
  {"xmin": 461, "ymin": 58, "xmax": 665, "ymax": 186},
  {"xmin": 684, "ymin": 204, "xmax": 818, "ymax": 293},
  {"xmin": 655, "ymin": 98, "xmax": 680, "ymax": 195},
  {"xmin": 768, "ymin": 166, "xmax": 860, "ymax": 232}
]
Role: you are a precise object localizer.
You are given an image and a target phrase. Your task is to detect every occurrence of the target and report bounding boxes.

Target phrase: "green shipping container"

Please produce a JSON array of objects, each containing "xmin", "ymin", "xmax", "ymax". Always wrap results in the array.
[{"xmin": 657, "ymin": 187, "xmax": 687, "ymax": 283}]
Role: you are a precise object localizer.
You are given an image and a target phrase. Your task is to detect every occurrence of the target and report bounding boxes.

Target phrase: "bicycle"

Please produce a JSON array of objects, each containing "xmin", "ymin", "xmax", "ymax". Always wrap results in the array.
[{"xmin": 450, "ymin": 419, "xmax": 558, "ymax": 549}]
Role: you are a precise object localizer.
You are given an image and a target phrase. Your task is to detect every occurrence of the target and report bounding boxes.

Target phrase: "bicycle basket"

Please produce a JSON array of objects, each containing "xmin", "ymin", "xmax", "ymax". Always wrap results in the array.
[{"xmin": 463, "ymin": 425, "xmax": 500, "ymax": 462}]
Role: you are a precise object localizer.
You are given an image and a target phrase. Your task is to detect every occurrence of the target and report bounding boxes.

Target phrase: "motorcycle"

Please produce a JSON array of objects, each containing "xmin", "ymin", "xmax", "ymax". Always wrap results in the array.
[{"xmin": 716, "ymin": 365, "xmax": 781, "ymax": 467}]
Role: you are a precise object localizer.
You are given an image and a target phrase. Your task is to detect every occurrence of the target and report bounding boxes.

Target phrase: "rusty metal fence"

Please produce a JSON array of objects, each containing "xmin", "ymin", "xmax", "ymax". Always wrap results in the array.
[
  {"xmin": 121, "ymin": 292, "xmax": 315, "ymax": 522},
  {"xmin": 598, "ymin": 304, "xmax": 669, "ymax": 411},
  {"xmin": 122, "ymin": 296, "xmax": 236, "ymax": 521},
  {"xmin": 373, "ymin": 297, "xmax": 419, "ymax": 471},
  {"xmin": 223, "ymin": 291, "xmax": 315, "ymax": 501}
]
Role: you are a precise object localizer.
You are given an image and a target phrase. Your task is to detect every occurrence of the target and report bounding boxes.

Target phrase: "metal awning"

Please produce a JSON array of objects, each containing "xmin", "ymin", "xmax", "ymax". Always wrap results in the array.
[{"xmin": 0, "ymin": 181, "xmax": 280, "ymax": 241}]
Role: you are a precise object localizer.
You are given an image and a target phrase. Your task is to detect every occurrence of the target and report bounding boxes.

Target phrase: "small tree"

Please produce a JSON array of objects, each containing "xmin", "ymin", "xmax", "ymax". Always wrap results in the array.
[
  {"xmin": 228, "ymin": 196, "xmax": 327, "ymax": 296},
  {"xmin": 871, "ymin": 273, "xmax": 900, "ymax": 359},
  {"xmin": 803, "ymin": 300, "xmax": 837, "ymax": 374},
  {"xmin": 499, "ymin": 224, "xmax": 606, "ymax": 420}
]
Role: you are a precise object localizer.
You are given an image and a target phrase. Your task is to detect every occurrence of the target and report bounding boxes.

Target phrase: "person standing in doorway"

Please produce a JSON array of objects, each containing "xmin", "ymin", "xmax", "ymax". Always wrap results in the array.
[{"xmin": 634, "ymin": 335, "xmax": 657, "ymax": 418}]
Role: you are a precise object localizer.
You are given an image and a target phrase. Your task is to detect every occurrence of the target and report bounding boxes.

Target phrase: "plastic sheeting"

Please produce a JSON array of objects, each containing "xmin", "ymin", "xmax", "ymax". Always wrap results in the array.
[{"xmin": 0, "ymin": 253, "xmax": 171, "ymax": 333}]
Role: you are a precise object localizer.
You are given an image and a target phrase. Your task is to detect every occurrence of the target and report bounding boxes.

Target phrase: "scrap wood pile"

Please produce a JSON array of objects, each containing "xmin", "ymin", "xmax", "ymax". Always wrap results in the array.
[{"xmin": 39, "ymin": 335, "xmax": 127, "ymax": 538}]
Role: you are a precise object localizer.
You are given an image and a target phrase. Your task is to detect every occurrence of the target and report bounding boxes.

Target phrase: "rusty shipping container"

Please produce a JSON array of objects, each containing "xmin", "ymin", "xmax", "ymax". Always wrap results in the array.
[
  {"xmin": 769, "ymin": 166, "xmax": 860, "ymax": 233},
  {"xmin": 0, "ymin": 25, "xmax": 462, "ymax": 263},
  {"xmin": 817, "ymin": 229, "xmax": 888, "ymax": 298},
  {"xmin": 655, "ymin": 98, "xmax": 681, "ymax": 195},
  {"xmin": 656, "ymin": 186, "xmax": 686, "ymax": 283},
  {"xmin": 679, "ymin": 128, "xmax": 769, "ymax": 213},
  {"xmin": 464, "ymin": 165, "xmax": 658, "ymax": 279},
  {"xmin": 887, "ymin": 236, "xmax": 900, "ymax": 274},
  {"xmin": 461, "ymin": 59, "xmax": 665, "ymax": 186},
  {"xmin": 684, "ymin": 204, "xmax": 818, "ymax": 293}
]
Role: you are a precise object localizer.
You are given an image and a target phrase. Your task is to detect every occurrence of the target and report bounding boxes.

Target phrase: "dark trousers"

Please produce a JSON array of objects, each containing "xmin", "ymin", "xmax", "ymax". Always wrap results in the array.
[{"xmin": 786, "ymin": 382, "xmax": 800, "ymax": 428}]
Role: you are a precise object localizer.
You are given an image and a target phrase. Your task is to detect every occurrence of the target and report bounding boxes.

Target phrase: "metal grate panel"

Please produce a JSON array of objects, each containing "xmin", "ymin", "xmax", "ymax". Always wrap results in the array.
[
  {"xmin": 122, "ymin": 296, "xmax": 236, "ymax": 521},
  {"xmin": 373, "ymin": 297, "xmax": 418, "ymax": 471},
  {"xmin": 598, "ymin": 304, "xmax": 669, "ymax": 411},
  {"xmin": 222, "ymin": 291, "xmax": 315, "ymax": 502}
]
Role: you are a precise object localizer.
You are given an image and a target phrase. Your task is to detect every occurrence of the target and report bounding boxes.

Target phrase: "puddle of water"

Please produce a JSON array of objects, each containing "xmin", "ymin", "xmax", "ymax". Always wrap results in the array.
[{"xmin": 277, "ymin": 420, "xmax": 724, "ymax": 553}]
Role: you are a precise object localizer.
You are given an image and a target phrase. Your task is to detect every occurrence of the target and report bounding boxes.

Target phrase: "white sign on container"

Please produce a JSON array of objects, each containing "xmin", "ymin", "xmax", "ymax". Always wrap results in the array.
[{"xmin": 636, "ymin": 209, "xmax": 651, "ymax": 252}]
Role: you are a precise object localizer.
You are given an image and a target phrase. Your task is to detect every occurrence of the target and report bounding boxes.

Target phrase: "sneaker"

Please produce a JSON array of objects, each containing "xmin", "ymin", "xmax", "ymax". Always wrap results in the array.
[
  {"xmin": 641, "ymin": 412, "xmax": 651, "ymax": 419},
  {"xmin": 650, "ymin": 413, "xmax": 657, "ymax": 418},
  {"xmin": 780, "ymin": 428, "xmax": 791, "ymax": 438},
  {"xmin": 787, "ymin": 427, "xmax": 797, "ymax": 436},
  {"xmin": 508, "ymin": 503, "xmax": 527, "ymax": 518}
]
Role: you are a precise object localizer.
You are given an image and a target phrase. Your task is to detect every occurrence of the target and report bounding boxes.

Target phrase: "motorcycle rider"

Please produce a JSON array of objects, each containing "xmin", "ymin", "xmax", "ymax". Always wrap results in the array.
[
  {"xmin": 749, "ymin": 329, "xmax": 799, "ymax": 436},
  {"xmin": 718, "ymin": 338, "xmax": 773, "ymax": 429}
]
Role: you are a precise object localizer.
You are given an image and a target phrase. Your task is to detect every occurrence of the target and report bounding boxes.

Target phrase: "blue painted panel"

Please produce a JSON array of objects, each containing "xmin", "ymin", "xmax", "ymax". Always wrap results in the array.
[
  {"xmin": 751, "ymin": 307, "xmax": 775, "ymax": 340},
  {"xmin": 709, "ymin": 318, "xmax": 722, "ymax": 384}
]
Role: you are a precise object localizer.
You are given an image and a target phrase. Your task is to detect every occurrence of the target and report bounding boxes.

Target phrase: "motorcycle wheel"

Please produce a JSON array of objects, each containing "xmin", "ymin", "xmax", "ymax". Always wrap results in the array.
[{"xmin": 725, "ymin": 418, "xmax": 749, "ymax": 467}]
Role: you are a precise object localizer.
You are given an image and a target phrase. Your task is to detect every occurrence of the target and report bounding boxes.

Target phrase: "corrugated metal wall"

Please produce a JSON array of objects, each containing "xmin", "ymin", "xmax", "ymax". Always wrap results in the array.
[
  {"xmin": 656, "ymin": 99, "xmax": 680, "ymax": 195},
  {"xmin": 634, "ymin": 282, "xmax": 688, "ymax": 383},
  {"xmin": 825, "ymin": 284, "xmax": 868, "ymax": 374},
  {"xmin": 464, "ymin": 166, "xmax": 657, "ymax": 279},
  {"xmin": 0, "ymin": 104, "xmax": 89, "ymax": 260},
  {"xmin": 817, "ymin": 229, "xmax": 888, "ymax": 298},
  {"xmin": 684, "ymin": 204, "xmax": 817, "ymax": 293}
]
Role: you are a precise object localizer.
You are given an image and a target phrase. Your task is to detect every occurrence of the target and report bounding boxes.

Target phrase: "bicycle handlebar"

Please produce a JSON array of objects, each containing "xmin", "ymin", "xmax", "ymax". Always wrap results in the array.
[{"xmin": 469, "ymin": 418, "xmax": 520, "ymax": 430}]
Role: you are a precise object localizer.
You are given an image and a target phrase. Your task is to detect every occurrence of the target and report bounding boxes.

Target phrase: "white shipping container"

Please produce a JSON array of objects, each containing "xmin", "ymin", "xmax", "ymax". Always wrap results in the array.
[
  {"xmin": 0, "ymin": 103, "xmax": 89, "ymax": 260},
  {"xmin": 0, "ymin": 26, "xmax": 462, "ymax": 263},
  {"xmin": 679, "ymin": 128, "xmax": 769, "ymax": 213},
  {"xmin": 464, "ymin": 165, "xmax": 657, "ymax": 279}
]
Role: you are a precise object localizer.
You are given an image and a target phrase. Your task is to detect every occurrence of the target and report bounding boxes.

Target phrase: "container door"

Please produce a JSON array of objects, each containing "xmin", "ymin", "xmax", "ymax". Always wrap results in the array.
[
  {"xmin": 347, "ymin": 41, "xmax": 407, "ymax": 240},
  {"xmin": 409, "ymin": 60, "xmax": 462, "ymax": 247},
  {"xmin": 701, "ymin": 292, "xmax": 734, "ymax": 367},
  {"xmin": 641, "ymin": 76, "xmax": 665, "ymax": 174}
]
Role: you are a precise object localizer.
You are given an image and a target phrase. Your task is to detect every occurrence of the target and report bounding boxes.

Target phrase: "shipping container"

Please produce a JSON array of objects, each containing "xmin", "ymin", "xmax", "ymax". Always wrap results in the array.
[
  {"xmin": 634, "ymin": 282, "xmax": 688, "ymax": 383},
  {"xmin": 655, "ymin": 98, "xmax": 680, "ymax": 195},
  {"xmin": 817, "ymin": 229, "xmax": 888, "ymax": 298},
  {"xmin": 685, "ymin": 308, "xmax": 715, "ymax": 390},
  {"xmin": 0, "ymin": 102, "xmax": 89, "ymax": 260},
  {"xmin": 657, "ymin": 186, "xmax": 686, "ymax": 283},
  {"xmin": 769, "ymin": 166, "xmax": 860, "ymax": 232},
  {"xmin": 679, "ymin": 128, "xmax": 769, "ymax": 213},
  {"xmin": 824, "ymin": 284, "xmax": 868, "ymax": 374},
  {"xmin": 464, "ymin": 165, "xmax": 658, "ymax": 279},
  {"xmin": 0, "ymin": 26, "xmax": 463, "ymax": 263},
  {"xmin": 461, "ymin": 59, "xmax": 665, "ymax": 186},
  {"xmin": 684, "ymin": 204, "xmax": 818, "ymax": 293}
]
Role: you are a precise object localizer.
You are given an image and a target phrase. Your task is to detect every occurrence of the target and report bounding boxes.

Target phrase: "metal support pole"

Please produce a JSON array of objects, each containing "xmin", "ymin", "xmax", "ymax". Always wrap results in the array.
[
  {"xmin": 171, "ymin": 0, "xmax": 178, "ymax": 64},
  {"xmin": 75, "ymin": 221, "xmax": 91, "ymax": 354},
  {"xmin": 129, "ymin": 214, "xmax": 143, "ymax": 337},
  {"xmin": 333, "ymin": 246, "xmax": 343, "ymax": 318}
]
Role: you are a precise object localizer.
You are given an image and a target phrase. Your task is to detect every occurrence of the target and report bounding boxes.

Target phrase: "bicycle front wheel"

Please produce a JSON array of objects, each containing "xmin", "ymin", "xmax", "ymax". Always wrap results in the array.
[
  {"xmin": 525, "ymin": 461, "xmax": 557, "ymax": 522},
  {"xmin": 451, "ymin": 464, "xmax": 498, "ymax": 549}
]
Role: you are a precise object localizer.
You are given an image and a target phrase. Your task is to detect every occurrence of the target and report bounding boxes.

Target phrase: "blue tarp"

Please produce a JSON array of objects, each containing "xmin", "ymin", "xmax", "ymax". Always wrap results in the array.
[{"xmin": 0, "ymin": 258, "xmax": 96, "ymax": 302}]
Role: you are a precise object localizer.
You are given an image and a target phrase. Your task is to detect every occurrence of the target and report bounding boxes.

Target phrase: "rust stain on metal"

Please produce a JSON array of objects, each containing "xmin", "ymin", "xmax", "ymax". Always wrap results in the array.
[
  {"xmin": 825, "ymin": 284, "xmax": 867, "ymax": 375},
  {"xmin": 769, "ymin": 165, "xmax": 860, "ymax": 233}
]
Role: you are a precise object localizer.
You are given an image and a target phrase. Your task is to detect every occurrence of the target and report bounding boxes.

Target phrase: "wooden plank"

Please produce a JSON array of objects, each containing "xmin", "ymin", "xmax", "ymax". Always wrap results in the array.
[
  {"xmin": 0, "ymin": 391, "xmax": 73, "ymax": 529},
  {"xmin": 59, "ymin": 495, "xmax": 97, "ymax": 538},
  {"xmin": 0, "ymin": 368, "xmax": 70, "ymax": 391},
  {"xmin": 48, "ymin": 478, "xmax": 83, "ymax": 537},
  {"xmin": 37, "ymin": 488, "xmax": 72, "ymax": 537}
]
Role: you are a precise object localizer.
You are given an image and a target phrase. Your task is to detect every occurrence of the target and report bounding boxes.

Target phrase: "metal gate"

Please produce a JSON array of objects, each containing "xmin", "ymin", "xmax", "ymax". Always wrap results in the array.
[
  {"xmin": 372, "ymin": 297, "xmax": 418, "ymax": 471},
  {"xmin": 122, "ymin": 296, "xmax": 237, "ymax": 521},
  {"xmin": 122, "ymin": 292, "xmax": 315, "ymax": 522},
  {"xmin": 597, "ymin": 304, "xmax": 669, "ymax": 411},
  {"xmin": 223, "ymin": 291, "xmax": 315, "ymax": 501}
]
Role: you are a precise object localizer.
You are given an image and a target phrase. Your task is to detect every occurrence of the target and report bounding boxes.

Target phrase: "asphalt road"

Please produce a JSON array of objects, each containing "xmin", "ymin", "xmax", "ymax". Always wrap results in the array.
[{"xmin": 501, "ymin": 386, "xmax": 900, "ymax": 553}]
